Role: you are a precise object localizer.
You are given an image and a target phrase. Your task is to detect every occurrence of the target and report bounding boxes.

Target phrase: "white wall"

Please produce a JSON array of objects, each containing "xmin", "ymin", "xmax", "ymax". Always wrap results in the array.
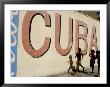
[{"xmin": 16, "ymin": 11, "xmax": 100, "ymax": 77}]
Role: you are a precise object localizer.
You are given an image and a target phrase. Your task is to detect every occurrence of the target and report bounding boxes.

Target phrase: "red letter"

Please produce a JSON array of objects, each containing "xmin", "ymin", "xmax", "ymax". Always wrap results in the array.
[
  {"xmin": 89, "ymin": 25, "xmax": 98, "ymax": 54},
  {"xmin": 55, "ymin": 13, "xmax": 73, "ymax": 56},
  {"xmin": 22, "ymin": 11, "xmax": 51, "ymax": 58},
  {"xmin": 75, "ymin": 20, "xmax": 88, "ymax": 55}
]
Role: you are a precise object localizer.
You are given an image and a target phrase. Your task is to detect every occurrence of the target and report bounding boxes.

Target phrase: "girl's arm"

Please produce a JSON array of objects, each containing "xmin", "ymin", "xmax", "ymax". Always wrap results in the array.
[
  {"xmin": 89, "ymin": 54, "xmax": 91, "ymax": 57},
  {"xmin": 67, "ymin": 60, "xmax": 70, "ymax": 62},
  {"xmin": 82, "ymin": 53, "xmax": 83, "ymax": 59}
]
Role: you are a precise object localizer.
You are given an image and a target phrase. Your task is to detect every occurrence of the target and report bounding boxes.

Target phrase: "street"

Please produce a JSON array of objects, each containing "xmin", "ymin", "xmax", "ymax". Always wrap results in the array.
[{"xmin": 47, "ymin": 66, "xmax": 100, "ymax": 77}]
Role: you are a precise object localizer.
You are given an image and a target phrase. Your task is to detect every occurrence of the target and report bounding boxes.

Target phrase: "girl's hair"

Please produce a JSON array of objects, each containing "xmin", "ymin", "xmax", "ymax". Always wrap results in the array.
[
  {"xmin": 91, "ymin": 50, "xmax": 95, "ymax": 53},
  {"xmin": 69, "ymin": 55, "xmax": 72, "ymax": 59},
  {"xmin": 96, "ymin": 51, "xmax": 100, "ymax": 54},
  {"xmin": 78, "ymin": 48, "xmax": 81, "ymax": 52}
]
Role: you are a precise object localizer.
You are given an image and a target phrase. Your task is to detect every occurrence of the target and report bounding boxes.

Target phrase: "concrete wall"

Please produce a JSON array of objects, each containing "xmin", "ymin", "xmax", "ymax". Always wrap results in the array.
[{"xmin": 16, "ymin": 11, "xmax": 100, "ymax": 77}]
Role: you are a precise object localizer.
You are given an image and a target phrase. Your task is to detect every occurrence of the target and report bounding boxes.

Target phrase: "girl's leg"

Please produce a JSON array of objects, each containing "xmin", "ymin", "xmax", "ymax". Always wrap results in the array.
[
  {"xmin": 98, "ymin": 65, "xmax": 100, "ymax": 74},
  {"xmin": 79, "ymin": 62, "xmax": 84, "ymax": 72},
  {"xmin": 92, "ymin": 66, "xmax": 94, "ymax": 73},
  {"xmin": 76, "ymin": 61, "xmax": 79, "ymax": 71},
  {"xmin": 68, "ymin": 67, "xmax": 71, "ymax": 73}
]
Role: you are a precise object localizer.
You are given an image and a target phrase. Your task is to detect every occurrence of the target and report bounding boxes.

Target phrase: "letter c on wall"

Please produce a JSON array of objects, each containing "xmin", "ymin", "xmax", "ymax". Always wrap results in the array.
[{"xmin": 22, "ymin": 11, "xmax": 51, "ymax": 58}]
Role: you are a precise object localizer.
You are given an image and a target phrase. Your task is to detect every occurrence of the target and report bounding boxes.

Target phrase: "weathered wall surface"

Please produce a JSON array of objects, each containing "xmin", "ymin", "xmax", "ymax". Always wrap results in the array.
[{"xmin": 15, "ymin": 11, "xmax": 100, "ymax": 77}]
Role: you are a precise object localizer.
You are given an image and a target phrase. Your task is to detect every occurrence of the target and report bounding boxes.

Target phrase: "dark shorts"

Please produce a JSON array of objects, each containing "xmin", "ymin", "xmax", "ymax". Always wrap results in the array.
[{"xmin": 90, "ymin": 60, "xmax": 95, "ymax": 67}]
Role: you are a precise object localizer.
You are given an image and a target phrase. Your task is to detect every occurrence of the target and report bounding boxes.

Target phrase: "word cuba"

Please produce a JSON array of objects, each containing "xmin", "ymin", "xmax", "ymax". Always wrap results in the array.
[{"xmin": 22, "ymin": 11, "xmax": 98, "ymax": 58}]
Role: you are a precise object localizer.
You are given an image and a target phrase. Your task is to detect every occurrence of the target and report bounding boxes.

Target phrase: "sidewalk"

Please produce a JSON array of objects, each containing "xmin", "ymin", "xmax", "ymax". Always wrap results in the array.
[{"xmin": 47, "ymin": 66, "xmax": 100, "ymax": 77}]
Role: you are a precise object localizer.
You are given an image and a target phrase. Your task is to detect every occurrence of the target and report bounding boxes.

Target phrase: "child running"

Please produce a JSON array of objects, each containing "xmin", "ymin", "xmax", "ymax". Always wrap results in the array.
[
  {"xmin": 68, "ymin": 55, "xmax": 75, "ymax": 73},
  {"xmin": 75, "ymin": 48, "xmax": 84, "ymax": 72},
  {"xmin": 89, "ymin": 50, "xmax": 96, "ymax": 73},
  {"xmin": 96, "ymin": 50, "xmax": 100, "ymax": 74}
]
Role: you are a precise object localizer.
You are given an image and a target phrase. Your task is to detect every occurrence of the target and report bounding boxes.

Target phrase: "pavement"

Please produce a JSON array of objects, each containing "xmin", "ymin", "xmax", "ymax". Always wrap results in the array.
[{"xmin": 47, "ymin": 66, "xmax": 100, "ymax": 77}]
